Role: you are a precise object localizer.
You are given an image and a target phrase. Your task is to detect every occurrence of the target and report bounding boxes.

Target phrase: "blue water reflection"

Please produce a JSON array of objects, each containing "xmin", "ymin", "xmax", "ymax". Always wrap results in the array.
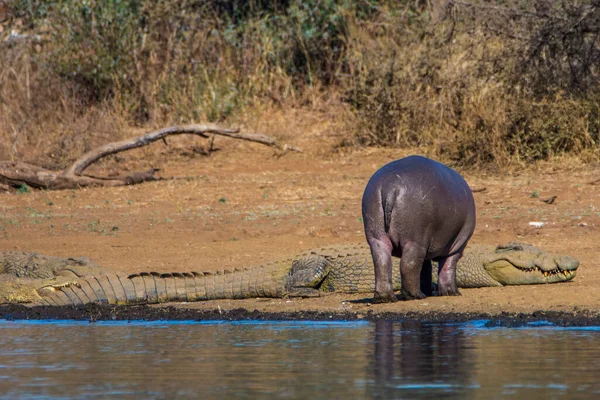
[{"xmin": 0, "ymin": 319, "xmax": 598, "ymax": 399}]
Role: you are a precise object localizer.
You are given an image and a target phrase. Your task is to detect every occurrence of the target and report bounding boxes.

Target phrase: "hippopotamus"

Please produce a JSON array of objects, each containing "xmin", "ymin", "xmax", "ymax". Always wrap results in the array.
[{"xmin": 361, "ymin": 155, "xmax": 476, "ymax": 303}]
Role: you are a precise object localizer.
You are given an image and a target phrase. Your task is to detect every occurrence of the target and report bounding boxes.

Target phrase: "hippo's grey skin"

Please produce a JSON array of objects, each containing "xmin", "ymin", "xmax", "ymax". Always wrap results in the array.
[{"xmin": 361, "ymin": 155, "xmax": 476, "ymax": 303}]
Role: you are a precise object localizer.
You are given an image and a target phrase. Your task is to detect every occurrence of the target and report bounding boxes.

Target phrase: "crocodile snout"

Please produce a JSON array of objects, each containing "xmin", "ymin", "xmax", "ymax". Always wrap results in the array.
[{"xmin": 555, "ymin": 255, "xmax": 579, "ymax": 271}]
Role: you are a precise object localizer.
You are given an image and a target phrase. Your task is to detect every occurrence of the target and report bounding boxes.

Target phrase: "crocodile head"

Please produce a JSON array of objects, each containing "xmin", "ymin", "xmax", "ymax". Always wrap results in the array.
[{"xmin": 483, "ymin": 242, "xmax": 579, "ymax": 285}]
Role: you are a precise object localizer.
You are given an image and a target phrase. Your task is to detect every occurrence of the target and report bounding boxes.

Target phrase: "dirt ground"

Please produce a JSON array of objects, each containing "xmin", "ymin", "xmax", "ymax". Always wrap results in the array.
[{"xmin": 1, "ymin": 128, "xmax": 599, "ymax": 319}]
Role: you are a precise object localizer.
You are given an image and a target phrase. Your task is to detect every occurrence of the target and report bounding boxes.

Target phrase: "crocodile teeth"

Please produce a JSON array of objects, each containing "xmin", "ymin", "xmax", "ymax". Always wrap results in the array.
[
  {"xmin": 52, "ymin": 281, "xmax": 81, "ymax": 290},
  {"xmin": 522, "ymin": 266, "xmax": 572, "ymax": 278}
]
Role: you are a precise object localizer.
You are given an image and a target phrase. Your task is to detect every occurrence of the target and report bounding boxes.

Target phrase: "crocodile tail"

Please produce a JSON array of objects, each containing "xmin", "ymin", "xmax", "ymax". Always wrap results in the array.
[{"xmin": 37, "ymin": 266, "xmax": 288, "ymax": 305}]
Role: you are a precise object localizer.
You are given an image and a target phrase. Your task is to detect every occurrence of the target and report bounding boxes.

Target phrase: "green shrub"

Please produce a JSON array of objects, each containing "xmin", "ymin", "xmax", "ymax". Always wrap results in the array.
[
  {"xmin": 30, "ymin": 0, "xmax": 354, "ymax": 122},
  {"xmin": 50, "ymin": 0, "xmax": 143, "ymax": 99}
]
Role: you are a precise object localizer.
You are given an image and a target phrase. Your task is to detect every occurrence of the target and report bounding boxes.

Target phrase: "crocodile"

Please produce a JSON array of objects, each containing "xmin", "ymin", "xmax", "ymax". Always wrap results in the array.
[
  {"xmin": 0, "ymin": 242, "xmax": 578, "ymax": 306},
  {"xmin": 0, "ymin": 252, "xmax": 103, "ymax": 303},
  {"xmin": 0, "ymin": 252, "xmax": 103, "ymax": 279}
]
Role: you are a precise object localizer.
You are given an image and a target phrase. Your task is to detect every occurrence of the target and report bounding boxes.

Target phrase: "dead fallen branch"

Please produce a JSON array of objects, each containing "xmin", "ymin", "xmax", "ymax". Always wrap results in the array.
[{"xmin": 0, "ymin": 124, "xmax": 301, "ymax": 191}]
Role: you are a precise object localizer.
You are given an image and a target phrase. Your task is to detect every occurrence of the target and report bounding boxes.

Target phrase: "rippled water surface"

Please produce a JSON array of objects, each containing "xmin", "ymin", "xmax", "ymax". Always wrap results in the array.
[{"xmin": 0, "ymin": 319, "xmax": 599, "ymax": 399}]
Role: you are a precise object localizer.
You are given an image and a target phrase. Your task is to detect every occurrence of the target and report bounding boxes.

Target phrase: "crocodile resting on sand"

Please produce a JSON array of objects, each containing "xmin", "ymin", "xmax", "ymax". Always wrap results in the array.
[
  {"xmin": 0, "ymin": 252, "xmax": 102, "ymax": 280},
  {"xmin": 0, "ymin": 242, "xmax": 579, "ymax": 306},
  {"xmin": 0, "ymin": 252, "xmax": 103, "ymax": 303}
]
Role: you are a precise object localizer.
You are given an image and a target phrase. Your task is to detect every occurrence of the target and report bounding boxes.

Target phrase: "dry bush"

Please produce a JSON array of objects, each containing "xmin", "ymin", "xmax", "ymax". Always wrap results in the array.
[
  {"xmin": 0, "ymin": 38, "xmax": 127, "ymax": 167},
  {"xmin": 2, "ymin": 0, "xmax": 353, "ymax": 163},
  {"xmin": 1, "ymin": 0, "xmax": 599, "ymax": 169},
  {"xmin": 345, "ymin": 0, "xmax": 600, "ymax": 167},
  {"xmin": 23, "ymin": 0, "xmax": 353, "ymax": 124}
]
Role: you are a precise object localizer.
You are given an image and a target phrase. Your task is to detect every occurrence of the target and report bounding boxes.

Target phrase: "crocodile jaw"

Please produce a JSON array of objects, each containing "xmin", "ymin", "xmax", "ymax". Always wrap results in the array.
[{"xmin": 484, "ymin": 260, "xmax": 577, "ymax": 285}]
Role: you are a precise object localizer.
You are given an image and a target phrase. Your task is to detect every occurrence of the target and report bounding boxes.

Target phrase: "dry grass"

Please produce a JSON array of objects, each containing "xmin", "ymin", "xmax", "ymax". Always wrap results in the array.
[
  {"xmin": 0, "ymin": 0, "xmax": 599, "ymax": 170},
  {"xmin": 343, "ymin": 1, "xmax": 600, "ymax": 167},
  {"xmin": 0, "ymin": 35, "xmax": 128, "ymax": 167}
]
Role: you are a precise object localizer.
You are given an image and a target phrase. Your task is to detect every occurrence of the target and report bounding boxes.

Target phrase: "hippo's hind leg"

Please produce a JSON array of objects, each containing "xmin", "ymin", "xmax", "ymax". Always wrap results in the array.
[
  {"xmin": 368, "ymin": 239, "xmax": 397, "ymax": 303},
  {"xmin": 436, "ymin": 252, "xmax": 463, "ymax": 296},
  {"xmin": 420, "ymin": 260, "xmax": 433, "ymax": 297},
  {"xmin": 399, "ymin": 244, "xmax": 427, "ymax": 300}
]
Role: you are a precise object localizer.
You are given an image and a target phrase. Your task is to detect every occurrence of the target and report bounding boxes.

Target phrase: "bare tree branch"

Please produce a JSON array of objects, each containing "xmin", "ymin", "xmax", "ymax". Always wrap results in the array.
[{"xmin": 0, "ymin": 124, "xmax": 301, "ymax": 191}]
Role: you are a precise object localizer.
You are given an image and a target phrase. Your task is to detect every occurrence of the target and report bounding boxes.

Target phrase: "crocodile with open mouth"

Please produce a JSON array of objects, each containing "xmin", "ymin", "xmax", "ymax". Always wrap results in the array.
[{"xmin": 0, "ymin": 242, "xmax": 579, "ymax": 306}]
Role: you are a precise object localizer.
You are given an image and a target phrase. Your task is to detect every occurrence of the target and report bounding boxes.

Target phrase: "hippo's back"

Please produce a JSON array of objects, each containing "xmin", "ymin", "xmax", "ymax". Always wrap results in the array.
[{"xmin": 362, "ymin": 155, "xmax": 475, "ymax": 258}]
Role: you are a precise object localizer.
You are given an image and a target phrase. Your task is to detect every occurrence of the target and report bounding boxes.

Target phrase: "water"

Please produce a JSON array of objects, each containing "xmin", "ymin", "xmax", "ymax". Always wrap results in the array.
[{"xmin": 0, "ymin": 320, "xmax": 599, "ymax": 399}]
